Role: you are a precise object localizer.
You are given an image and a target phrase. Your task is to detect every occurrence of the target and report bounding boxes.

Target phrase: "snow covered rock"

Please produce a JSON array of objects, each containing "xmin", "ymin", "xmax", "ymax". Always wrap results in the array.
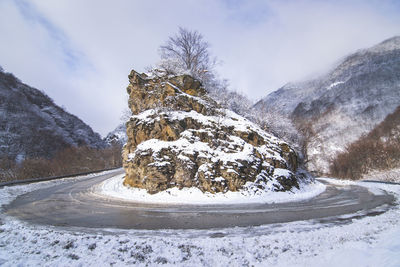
[{"xmin": 123, "ymin": 70, "xmax": 303, "ymax": 194}]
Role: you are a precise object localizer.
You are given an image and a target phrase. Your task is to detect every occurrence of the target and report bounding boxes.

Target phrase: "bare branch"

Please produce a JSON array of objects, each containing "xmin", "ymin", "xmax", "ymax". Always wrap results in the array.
[{"xmin": 159, "ymin": 27, "xmax": 215, "ymax": 81}]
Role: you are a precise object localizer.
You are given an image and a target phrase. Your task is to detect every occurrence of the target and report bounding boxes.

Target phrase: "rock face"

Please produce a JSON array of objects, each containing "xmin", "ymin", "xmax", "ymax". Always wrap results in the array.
[
  {"xmin": 123, "ymin": 70, "xmax": 303, "ymax": 194},
  {"xmin": 255, "ymin": 36, "xmax": 400, "ymax": 174}
]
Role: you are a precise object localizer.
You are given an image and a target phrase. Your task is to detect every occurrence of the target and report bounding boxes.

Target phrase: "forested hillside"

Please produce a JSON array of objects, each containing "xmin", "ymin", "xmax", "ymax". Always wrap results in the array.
[
  {"xmin": 330, "ymin": 105, "xmax": 400, "ymax": 180},
  {"xmin": 256, "ymin": 36, "xmax": 400, "ymax": 175},
  {"xmin": 0, "ymin": 67, "xmax": 122, "ymax": 182}
]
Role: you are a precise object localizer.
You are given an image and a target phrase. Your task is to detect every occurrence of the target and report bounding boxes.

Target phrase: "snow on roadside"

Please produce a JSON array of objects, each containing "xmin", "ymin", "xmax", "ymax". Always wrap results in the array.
[
  {"xmin": 362, "ymin": 168, "xmax": 400, "ymax": 183},
  {"xmin": 95, "ymin": 174, "xmax": 326, "ymax": 204},
  {"xmin": 0, "ymin": 174, "xmax": 399, "ymax": 266},
  {"xmin": 0, "ymin": 170, "xmax": 116, "ymax": 207},
  {"xmin": 308, "ymin": 226, "xmax": 400, "ymax": 267}
]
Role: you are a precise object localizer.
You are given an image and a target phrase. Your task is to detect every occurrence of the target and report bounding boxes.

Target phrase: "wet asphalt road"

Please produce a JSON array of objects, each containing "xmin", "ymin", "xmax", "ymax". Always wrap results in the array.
[{"xmin": 4, "ymin": 169, "xmax": 396, "ymax": 230}]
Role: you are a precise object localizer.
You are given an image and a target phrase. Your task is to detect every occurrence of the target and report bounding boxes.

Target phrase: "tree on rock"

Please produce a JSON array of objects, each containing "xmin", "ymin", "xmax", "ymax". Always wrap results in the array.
[{"xmin": 159, "ymin": 27, "xmax": 216, "ymax": 85}]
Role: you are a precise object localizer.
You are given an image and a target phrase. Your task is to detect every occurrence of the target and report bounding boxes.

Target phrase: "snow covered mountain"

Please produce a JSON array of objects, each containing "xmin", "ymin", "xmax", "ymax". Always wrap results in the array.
[
  {"xmin": 104, "ymin": 123, "xmax": 127, "ymax": 146},
  {"xmin": 255, "ymin": 36, "xmax": 400, "ymax": 174},
  {"xmin": 0, "ymin": 68, "xmax": 106, "ymax": 161},
  {"xmin": 331, "ymin": 105, "xmax": 400, "ymax": 181}
]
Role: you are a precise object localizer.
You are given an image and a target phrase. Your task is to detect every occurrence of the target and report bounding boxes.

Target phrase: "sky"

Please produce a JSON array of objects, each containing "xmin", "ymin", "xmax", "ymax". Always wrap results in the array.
[{"xmin": 1, "ymin": 0, "xmax": 400, "ymax": 137}]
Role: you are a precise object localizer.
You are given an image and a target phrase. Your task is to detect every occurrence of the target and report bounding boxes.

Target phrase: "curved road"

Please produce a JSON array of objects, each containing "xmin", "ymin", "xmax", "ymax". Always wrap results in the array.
[{"xmin": 4, "ymin": 169, "xmax": 396, "ymax": 230}]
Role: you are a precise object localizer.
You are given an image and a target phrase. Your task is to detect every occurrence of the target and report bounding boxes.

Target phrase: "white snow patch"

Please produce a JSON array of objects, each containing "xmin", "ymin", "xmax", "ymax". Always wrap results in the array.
[
  {"xmin": 130, "ymin": 109, "xmax": 157, "ymax": 122},
  {"xmin": 326, "ymin": 81, "xmax": 344, "ymax": 90},
  {"xmin": 362, "ymin": 168, "xmax": 400, "ymax": 183},
  {"xmin": 273, "ymin": 168, "xmax": 292, "ymax": 177},
  {"xmin": 127, "ymin": 137, "xmax": 282, "ymax": 168},
  {"xmin": 96, "ymin": 174, "xmax": 326, "ymax": 204},
  {"xmin": 213, "ymin": 177, "xmax": 225, "ymax": 182}
]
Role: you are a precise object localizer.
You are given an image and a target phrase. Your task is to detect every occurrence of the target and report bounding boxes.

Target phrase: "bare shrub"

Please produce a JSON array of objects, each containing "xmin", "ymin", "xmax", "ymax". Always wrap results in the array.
[
  {"xmin": 0, "ymin": 145, "xmax": 123, "ymax": 182},
  {"xmin": 330, "ymin": 105, "xmax": 400, "ymax": 180}
]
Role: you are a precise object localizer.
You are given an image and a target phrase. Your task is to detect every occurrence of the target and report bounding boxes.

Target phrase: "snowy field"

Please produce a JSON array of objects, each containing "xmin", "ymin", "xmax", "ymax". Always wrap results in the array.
[
  {"xmin": 97, "ymin": 174, "xmax": 326, "ymax": 204},
  {"xmin": 0, "ymin": 171, "xmax": 399, "ymax": 266}
]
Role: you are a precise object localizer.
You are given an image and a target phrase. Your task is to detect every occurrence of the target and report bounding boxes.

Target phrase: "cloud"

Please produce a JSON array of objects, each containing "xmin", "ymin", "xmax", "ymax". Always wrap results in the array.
[
  {"xmin": 1, "ymin": 0, "xmax": 399, "ymax": 136},
  {"xmin": 212, "ymin": 0, "xmax": 400, "ymax": 95}
]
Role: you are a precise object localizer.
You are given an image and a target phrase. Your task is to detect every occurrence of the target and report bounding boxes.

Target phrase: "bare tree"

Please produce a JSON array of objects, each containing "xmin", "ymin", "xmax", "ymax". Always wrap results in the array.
[{"xmin": 159, "ymin": 27, "xmax": 216, "ymax": 82}]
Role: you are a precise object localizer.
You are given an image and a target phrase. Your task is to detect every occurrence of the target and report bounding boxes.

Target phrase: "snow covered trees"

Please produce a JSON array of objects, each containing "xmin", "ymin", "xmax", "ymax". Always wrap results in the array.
[
  {"xmin": 154, "ymin": 28, "xmax": 302, "ymax": 153},
  {"xmin": 158, "ymin": 27, "xmax": 216, "ymax": 85},
  {"xmin": 330, "ymin": 105, "xmax": 400, "ymax": 180}
]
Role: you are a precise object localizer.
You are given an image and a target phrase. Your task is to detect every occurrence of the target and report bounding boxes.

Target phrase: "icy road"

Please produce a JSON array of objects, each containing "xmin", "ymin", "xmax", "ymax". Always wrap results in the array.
[
  {"xmin": 0, "ymin": 169, "xmax": 399, "ymax": 266},
  {"xmin": 3, "ymin": 169, "xmax": 395, "ymax": 229}
]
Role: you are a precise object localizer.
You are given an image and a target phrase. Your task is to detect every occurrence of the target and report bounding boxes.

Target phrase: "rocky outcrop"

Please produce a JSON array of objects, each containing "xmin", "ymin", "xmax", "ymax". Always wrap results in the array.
[{"xmin": 123, "ymin": 70, "xmax": 303, "ymax": 194}]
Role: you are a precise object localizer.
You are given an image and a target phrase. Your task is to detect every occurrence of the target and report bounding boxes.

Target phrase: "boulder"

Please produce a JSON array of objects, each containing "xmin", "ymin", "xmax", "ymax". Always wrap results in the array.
[{"xmin": 123, "ymin": 70, "xmax": 302, "ymax": 194}]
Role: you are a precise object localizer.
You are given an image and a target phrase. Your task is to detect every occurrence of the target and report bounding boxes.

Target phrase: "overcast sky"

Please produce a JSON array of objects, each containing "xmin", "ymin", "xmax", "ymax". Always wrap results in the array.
[{"xmin": 1, "ymin": 0, "xmax": 400, "ymax": 136}]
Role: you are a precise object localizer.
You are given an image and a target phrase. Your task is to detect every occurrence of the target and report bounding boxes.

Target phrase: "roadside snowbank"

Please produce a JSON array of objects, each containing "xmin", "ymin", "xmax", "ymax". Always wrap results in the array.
[{"xmin": 96, "ymin": 174, "xmax": 326, "ymax": 204}]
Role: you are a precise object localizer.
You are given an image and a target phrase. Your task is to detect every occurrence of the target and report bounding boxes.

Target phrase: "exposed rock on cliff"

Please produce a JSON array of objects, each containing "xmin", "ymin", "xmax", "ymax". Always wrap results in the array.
[{"xmin": 123, "ymin": 70, "xmax": 304, "ymax": 194}]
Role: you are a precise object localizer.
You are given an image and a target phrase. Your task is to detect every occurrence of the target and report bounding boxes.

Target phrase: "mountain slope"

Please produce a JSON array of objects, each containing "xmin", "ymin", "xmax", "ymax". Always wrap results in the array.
[
  {"xmin": 331, "ymin": 105, "xmax": 400, "ymax": 180},
  {"xmin": 0, "ymin": 68, "xmax": 106, "ymax": 161},
  {"xmin": 256, "ymin": 36, "xmax": 400, "ymax": 173},
  {"xmin": 104, "ymin": 123, "xmax": 127, "ymax": 146}
]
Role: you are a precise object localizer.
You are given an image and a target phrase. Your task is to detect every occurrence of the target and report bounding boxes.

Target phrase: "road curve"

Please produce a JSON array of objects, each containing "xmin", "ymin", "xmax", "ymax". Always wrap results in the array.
[{"xmin": 4, "ymin": 169, "xmax": 396, "ymax": 230}]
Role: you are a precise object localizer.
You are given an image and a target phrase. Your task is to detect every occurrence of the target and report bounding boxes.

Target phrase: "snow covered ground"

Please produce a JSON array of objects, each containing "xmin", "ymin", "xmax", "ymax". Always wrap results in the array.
[
  {"xmin": 362, "ymin": 168, "xmax": 400, "ymax": 183},
  {"xmin": 0, "ymin": 172, "xmax": 399, "ymax": 266},
  {"xmin": 97, "ymin": 173, "xmax": 326, "ymax": 204}
]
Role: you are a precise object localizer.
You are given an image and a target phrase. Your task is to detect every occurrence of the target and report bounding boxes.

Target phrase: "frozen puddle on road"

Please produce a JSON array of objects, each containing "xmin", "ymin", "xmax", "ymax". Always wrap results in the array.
[{"xmin": 95, "ymin": 173, "xmax": 327, "ymax": 205}]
